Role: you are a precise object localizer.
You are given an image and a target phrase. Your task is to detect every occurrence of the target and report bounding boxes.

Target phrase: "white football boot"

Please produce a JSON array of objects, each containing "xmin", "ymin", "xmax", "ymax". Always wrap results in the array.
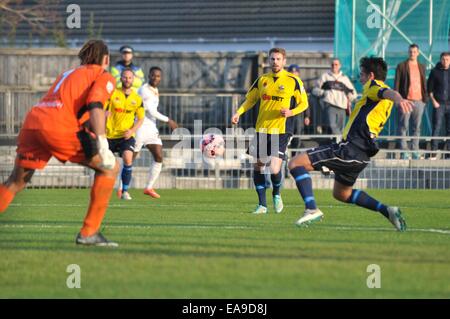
[
  {"xmin": 386, "ymin": 206, "xmax": 407, "ymax": 232},
  {"xmin": 295, "ymin": 208, "xmax": 324, "ymax": 227}
]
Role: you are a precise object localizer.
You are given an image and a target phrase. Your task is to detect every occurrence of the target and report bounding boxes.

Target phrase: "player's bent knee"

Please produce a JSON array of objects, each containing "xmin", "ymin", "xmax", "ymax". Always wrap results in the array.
[
  {"xmin": 271, "ymin": 168, "xmax": 281, "ymax": 175},
  {"xmin": 288, "ymin": 155, "xmax": 306, "ymax": 170},
  {"xmin": 287, "ymin": 159, "xmax": 296, "ymax": 170},
  {"xmin": 332, "ymin": 189, "xmax": 351, "ymax": 202}
]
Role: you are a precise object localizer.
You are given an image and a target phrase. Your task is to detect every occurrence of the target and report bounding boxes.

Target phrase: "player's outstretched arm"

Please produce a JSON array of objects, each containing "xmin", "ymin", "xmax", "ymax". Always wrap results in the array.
[{"xmin": 382, "ymin": 89, "xmax": 413, "ymax": 113}]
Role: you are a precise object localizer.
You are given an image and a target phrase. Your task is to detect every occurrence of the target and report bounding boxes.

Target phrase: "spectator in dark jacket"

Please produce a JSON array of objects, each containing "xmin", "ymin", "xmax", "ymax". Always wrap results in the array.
[
  {"xmin": 427, "ymin": 52, "xmax": 450, "ymax": 159},
  {"xmin": 394, "ymin": 44, "xmax": 427, "ymax": 159}
]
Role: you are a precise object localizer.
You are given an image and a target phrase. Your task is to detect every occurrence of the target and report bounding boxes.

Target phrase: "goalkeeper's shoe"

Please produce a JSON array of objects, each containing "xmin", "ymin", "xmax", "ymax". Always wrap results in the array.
[
  {"xmin": 295, "ymin": 208, "xmax": 324, "ymax": 227},
  {"xmin": 76, "ymin": 232, "xmax": 119, "ymax": 247},
  {"xmin": 121, "ymin": 191, "xmax": 132, "ymax": 200},
  {"xmin": 273, "ymin": 195, "xmax": 284, "ymax": 213},
  {"xmin": 252, "ymin": 205, "xmax": 268, "ymax": 214},
  {"xmin": 117, "ymin": 189, "xmax": 122, "ymax": 199},
  {"xmin": 387, "ymin": 206, "xmax": 407, "ymax": 232}
]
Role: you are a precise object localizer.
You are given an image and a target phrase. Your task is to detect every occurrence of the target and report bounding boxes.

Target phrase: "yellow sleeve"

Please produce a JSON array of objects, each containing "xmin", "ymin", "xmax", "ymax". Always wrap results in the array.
[
  {"xmin": 236, "ymin": 78, "xmax": 260, "ymax": 115},
  {"xmin": 367, "ymin": 81, "xmax": 388, "ymax": 102},
  {"xmin": 291, "ymin": 79, "xmax": 309, "ymax": 116},
  {"xmin": 136, "ymin": 100, "xmax": 145, "ymax": 120}
]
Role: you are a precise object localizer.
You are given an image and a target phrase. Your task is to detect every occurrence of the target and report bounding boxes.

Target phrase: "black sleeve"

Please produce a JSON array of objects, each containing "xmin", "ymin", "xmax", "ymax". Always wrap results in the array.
[
  {"xmin": 87, "ymin": 101, "xmax": 104, "ymax": 111},
  {"xmin": 427, "ymin": 70, "xmax": 435, "ymax": 94},
  {"xmin": 77, "ymin": 102, "xmax": 104, "ymax": 120}
]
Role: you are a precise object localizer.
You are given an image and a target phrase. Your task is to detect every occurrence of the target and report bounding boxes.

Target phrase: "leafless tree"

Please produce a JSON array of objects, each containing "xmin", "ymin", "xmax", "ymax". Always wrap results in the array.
[{"xmin": 0, "ymin": 0, "xmax": 60, "ymax": 37}]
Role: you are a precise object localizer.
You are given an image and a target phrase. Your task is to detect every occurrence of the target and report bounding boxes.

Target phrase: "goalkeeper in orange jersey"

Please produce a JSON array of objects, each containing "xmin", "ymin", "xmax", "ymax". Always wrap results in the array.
[{"xmin": 0, "ymin": 40, "xmax": 121, "ymax": 247}]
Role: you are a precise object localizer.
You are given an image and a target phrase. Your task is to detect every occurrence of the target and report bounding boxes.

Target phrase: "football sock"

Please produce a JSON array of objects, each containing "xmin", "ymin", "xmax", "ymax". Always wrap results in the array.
[
  {"xmin": 80, "ymin": 175, "xmax": 115, "ymax": 237},
  {"xmin": 347, "ymin": 189, "xmax": 389, "ymax": 218},
  {"xmin": 271, "ymin": 171, "xmax": 282, "ymax": 196},
  {"xmin": 290, "ymin": 166, "xmax": 317, "ymax": 210},
  {"xmin": 253, "ymin": 170, "xmax": 267, "ymax": 207},
  {"xmin": 0, "ymin": 184, "xmax": 14, "ymax": 213},
  {"xmin": 121, "ymin": 164, "xmax": 132, "ymax": 192},
  {"xmin": 146, "ymin": 162, "xmax": 162, "ymax": 189}
]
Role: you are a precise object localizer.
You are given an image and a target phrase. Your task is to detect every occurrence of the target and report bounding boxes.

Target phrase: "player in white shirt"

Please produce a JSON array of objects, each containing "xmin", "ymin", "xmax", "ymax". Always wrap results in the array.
[{"xmin": 134, "ymin": 67, "xmax": 178, "ymax": 198}]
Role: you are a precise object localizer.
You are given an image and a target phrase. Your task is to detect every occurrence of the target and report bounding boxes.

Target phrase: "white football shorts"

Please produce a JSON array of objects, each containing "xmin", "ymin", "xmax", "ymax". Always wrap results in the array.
[{"xmin": 134, "ymin": 130, "xmax": 163, "ymax": 152}]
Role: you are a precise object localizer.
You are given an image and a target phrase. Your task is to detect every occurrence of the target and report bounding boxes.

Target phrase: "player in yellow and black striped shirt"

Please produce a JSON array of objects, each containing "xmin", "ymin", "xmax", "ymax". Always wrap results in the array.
[
  {"xmin": 105, "ymin": 68, "xmax": 145, "ymax": 200},
  {"xmin": 288, "ymin": 56, "xmax": 413, "ymax": 231},
  {"xmin": 231, "ymin": 47, "xmax": 309, "ymax": 214}
]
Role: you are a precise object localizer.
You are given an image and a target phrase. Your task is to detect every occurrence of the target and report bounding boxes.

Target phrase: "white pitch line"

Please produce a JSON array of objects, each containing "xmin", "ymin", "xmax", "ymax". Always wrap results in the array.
[
  {"xmin": 327, "ymin": 226, "xmax": 450, "ymax": 235},
  {"xmin": 8, "ymin": 202, "xmax": 450, "ymax": 210},
  {"xmin": 0, "ymin": 223, "xmax": 253, "ymax": 230},
  {"xmin": 0, "ymin": 223, "xmax": 449, "ymax": 235}
]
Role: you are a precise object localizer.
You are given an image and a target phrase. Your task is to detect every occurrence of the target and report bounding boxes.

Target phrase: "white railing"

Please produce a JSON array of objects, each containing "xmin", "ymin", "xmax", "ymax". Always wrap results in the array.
[{"xmin": 1, "ymin": 134, "xmax": 449, "ymax": 190}]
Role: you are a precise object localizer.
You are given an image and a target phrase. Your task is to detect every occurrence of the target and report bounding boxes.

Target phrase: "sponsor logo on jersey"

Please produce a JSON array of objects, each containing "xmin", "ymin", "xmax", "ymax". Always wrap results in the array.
[
  {"xmin": 262, "ymin": 94, "xmax": 284, "ymax": 102},
  {"xmin": 106, "ymin": 81, "xmax": 114, "ymax": 94}
]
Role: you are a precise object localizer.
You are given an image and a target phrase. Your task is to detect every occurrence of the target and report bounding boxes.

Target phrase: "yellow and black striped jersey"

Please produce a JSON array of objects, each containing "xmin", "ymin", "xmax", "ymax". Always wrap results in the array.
[
  {"xmin": 105, "ymin": 89, "xmax": 145, "ymax": 139},
  {"xmin": 342, "ymin": 79, "xmax": 393, "ymax": 152},
  {"xmin": 237, "ymin": 69, "xmax": 308, "ymax": 134}
]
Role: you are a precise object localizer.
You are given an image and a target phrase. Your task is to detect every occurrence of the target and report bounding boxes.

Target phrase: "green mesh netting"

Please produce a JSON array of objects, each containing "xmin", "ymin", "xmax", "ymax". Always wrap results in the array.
[{"xmin": 335, "ymin": 0, "xmax": 449, "ymax": 136}]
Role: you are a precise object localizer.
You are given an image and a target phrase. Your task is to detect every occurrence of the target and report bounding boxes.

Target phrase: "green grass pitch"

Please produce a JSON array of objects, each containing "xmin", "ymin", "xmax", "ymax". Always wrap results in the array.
[{"xmin": 0, "ymin": 189, "xmax": 449, "ymax": 298}]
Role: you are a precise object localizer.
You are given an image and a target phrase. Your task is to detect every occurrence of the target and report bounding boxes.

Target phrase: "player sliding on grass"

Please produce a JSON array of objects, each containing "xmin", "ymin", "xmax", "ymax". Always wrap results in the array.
[
  {"xmin": 0, "ymin": 40, "xmax": 120, "ymax": 246},
  {"xmin": 288, "ymin": 56, "xmax": 413, "ymax": 231}
]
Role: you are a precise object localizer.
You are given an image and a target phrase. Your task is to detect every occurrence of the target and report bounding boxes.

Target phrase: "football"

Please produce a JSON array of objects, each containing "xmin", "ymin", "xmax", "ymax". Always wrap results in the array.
[{"xmin": 200, "ymin": 133, "xmax": 225, "ymax": 158}]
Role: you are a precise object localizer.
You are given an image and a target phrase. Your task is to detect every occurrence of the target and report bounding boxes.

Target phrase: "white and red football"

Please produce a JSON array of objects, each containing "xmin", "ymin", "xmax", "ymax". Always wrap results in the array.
[{"xmin": 200, "ymin": 134, "xmax": 225, "ymax": 158}]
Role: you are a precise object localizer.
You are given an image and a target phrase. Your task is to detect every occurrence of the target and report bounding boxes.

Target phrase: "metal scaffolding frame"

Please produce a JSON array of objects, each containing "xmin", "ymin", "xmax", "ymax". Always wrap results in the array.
[{"xmin": 349, "ymin": 0, "xmax": 437, "ymax": 76}]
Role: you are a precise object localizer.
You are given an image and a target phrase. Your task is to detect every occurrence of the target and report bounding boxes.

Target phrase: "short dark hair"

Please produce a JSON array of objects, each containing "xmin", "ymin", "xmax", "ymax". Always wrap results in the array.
[
  {"xmin": 359, "ymin": 56, "xmax": 388, "ymax": 81},
  {"xmin": 149, "ymin": 66, "xmax": 162, "ymax": 74},
  {"xmin": 269, "ymin": 47, "xmax": 286, "ymax": 58},
  {"xmin": 440, "ymin": 52, "xmax": 450, "ymax": 58},
  {"xmin": 409, "ymin": 43, "xmax": 419, "ymax": 50}
]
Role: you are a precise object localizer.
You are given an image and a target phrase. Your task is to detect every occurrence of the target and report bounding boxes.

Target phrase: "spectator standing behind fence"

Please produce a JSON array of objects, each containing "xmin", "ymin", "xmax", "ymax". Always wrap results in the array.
[
  {"xmin": 312, "ymin": 58, "xmax": 356, "ymax": 135},
  {"xmin": 111, "ymin": 45, "xmax": 145, "ymax": 91},
  {"xmin": 394, "ymin": 44, "xmax": 427, "ymax": 160},
  {"xmin": 287, "ymin": 64, "xmax": 311, "ymax": 148},
  {"xmin": 106, "ymin": 68, "xmax": 145, "ymax": 200},
  {"xmin": 427, "ymin": 52, "xmax": 450, "ymax": 160}
]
